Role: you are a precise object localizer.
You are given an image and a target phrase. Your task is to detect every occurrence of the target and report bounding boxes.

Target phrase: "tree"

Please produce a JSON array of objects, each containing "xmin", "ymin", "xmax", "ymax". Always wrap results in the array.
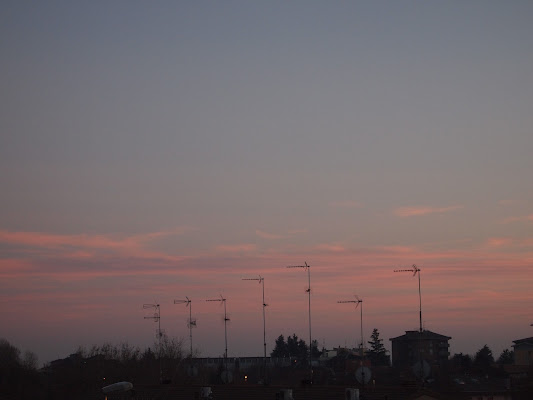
[
  {"xmin": 497, "ymin": 349, "xmax": 514, "ymax": 365},
  {"xmin": 451, "ymin": 352, "xmax": 472, "ymax": 370},
  {"xmin": 0, "ymin": 338, "xmax": 21, "ymax": 368},
  {"xmin": 270, "ymin": 334, "xmax": 310, "ymax": 360},
  {"xmin": 158, "ymin": 333, "xmax": 183, "ymax": 360},
  {"xmin": 311, "ymin": 340, "xmax": 323, "ymax": 358},
  {"xmin": 22, "ymin": 350, "xmax": 38, "ymax": 370},
  {"xmin": 271, "ymin": 335, "xmax": 287, "ymax": 358},
  {"xmin": 367, "ymin": 328, "xmax": 390, "ymax": 366},
  {"xmin": 474, "ymin": 344, "xmax": 494, "ymax": 368}
]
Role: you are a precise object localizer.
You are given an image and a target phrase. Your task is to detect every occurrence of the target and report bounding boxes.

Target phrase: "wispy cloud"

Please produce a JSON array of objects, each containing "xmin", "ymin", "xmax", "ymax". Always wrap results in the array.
[
  {"xmin": 0, "ymin": 228, "xmax": 192, "ymax": 265},
  {"xmin": 498, "ymin": 199, "xmax": 519, "ymax": 206},
  {"xmin": 214, "ymin": 244, "xmax": 257, "ymax": 253},
  {"xmin": 487, "ymin": 237, "xmax": 513, "ymax": 247},
  {"xmin": 501, "ymin": 214, "xmax": 533, "ymax": 224},
  {"xmin": 288, "ymin": 229, "xmax": 307, "ymax": 235},
  {"xmin": 394, "ymin": 205, "xmax": 463, "ymax": 217},
  {"xmin": 329, "ymin": 200, "xmax": 363, "ymax": 209},
  {"xmin": 255, "ymin": 230, "xmax": 285, "ymax": 240},
  {"xmin": 0, "ymin": 228, "xmax": 189, "ymax": 250},
  {"xmin": 255, "ymin": 229, "xmax": 308, "ymax": 240},
  {"xmin": 316, "ymin": 243, "xmax": 346, "ymax": 252}
]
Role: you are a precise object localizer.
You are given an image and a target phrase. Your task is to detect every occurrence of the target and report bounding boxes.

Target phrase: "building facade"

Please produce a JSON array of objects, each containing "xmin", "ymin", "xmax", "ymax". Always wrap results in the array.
[
  {"xmin": 512, "ymin": 336, "xmax": 533, "ymax": 366},
  {"xmin": 389, "ymin": 330, "xmax": 451, "ymax": 368}
]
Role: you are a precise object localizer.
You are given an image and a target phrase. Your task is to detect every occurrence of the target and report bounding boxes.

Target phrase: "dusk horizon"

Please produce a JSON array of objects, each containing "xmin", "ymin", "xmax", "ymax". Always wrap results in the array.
[{"xmin": 1, "ymin": 1, "xmax": 532, "ymax": 369}]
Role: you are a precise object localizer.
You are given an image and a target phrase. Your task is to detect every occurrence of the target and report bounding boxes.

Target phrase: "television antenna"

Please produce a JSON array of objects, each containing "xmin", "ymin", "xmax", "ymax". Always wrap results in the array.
[
  {"xmin": 338, "ymin": 295, "xmax": 368, "ymax": 388},
  {"xmin": 394, "ymin": 264, "xmax": 425, "ymax": 384},
  {"xmin": 337, "ymin": 295, "xmax": 364, "ymax": 354},
  {"xmin": 243, "ymin": 275, "xmax": 269, "ymax": 382},
  {"xmin": 143, "ymin": 303, "xmax": 162, "ymax": 383},
  {"xmin": 394, "ymin": 264, "xmax": 422, "ymax": 333},
  {"xmin": 286, "ymin": 262, "xmax": 313, "ymax": 369},
  {"xmin": 206, "ymin": 295, "xmax": 230, "ymax": 361},
  {"xmin": 174, "ymin": 296, "xmax": 195, "ymax": 358}
]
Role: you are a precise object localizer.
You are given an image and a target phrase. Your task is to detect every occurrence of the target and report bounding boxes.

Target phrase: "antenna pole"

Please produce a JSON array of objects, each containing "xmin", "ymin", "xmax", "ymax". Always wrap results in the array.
[
  {"xmin": 394, "ymin": 264, "xmax": 424, "ymax": 383},
  {"xmin": 224, "ymin": 299, "xmax": 228, "ymax": 359},
  {"xmin": 287, "ymin": 262, "xmax": 312, "ymax": 374},
  {"xmin": 418, "ymin": 268, "xmax": 422, "ymax": 333},
  {"xmin": 307, "ymin": 263, "xmax": 312, "ymax": 364},
  {"xmin": 143, "ymin": 303, "xmax": 162, "ymax": 383},
  {"xmin": 360, "ymin": 300, "xmax": 364, "ymax": 358},
  {"xmin": 262, "ymin": 278, "xmax": 266, "ymax": 362},
  {"xmin": 174, "ymin": 297, "xmax": 194, "ymax": 358},
  {"xmin": 206, "ymin": 296, "xmax": 229, "ymax": 371},
  {"xmin": 243, "ymin": 276, "xmax": 268, "ymax": 382},
  {"xmin": 394, "ymin": 265, "xmax": 422, "ymax": 332},
  {"xmin": 338, "ymin": 296, "xmax": 365, "ymax": 388},
  {"xmin": 190, "ymin": 301, "xmax": 193, "ymax": 357}
]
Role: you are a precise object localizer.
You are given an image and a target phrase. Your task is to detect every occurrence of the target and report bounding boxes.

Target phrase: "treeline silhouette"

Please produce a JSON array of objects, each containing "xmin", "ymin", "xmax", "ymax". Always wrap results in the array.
[
  {"xmin": 0, "ymin": 335, "xmax": 520, "ymax": 400},
  {"xmin": 1, "ymin": 334, "xmax": 190, "ymax": 400}
]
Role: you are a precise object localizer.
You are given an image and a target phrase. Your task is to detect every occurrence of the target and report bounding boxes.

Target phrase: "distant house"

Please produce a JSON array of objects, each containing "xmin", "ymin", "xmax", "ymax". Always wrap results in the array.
[
  {"xmin": 512, "ymin": 336, "xmax": 533, "ymax": 366},
  {"xmin": 389, "ymin": 330, "xmax": 451, "ymax": 368}
]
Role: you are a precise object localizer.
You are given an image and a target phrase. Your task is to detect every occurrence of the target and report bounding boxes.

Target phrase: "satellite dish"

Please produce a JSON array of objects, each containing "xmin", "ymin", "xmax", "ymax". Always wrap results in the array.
[
  {"xmin": 221, "ymin": 370, "xmax": 233, "ymax": 383},
  {"xmin": 355, "ymin": 366, "xmax": 371, "ymax": 384},
  {"xmin": 187, "ymin": 365, "xmax": 198, "ymax": 377},
  {"xmin": 412, "ymin": 360, "xmax": 430, "ymax": 379}
]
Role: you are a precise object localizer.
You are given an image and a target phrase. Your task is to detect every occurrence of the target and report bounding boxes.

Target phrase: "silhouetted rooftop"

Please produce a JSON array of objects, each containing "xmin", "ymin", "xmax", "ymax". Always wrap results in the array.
[{"xmin": 390, "ymin": 330, "xmax": 451, "ymax": 342}]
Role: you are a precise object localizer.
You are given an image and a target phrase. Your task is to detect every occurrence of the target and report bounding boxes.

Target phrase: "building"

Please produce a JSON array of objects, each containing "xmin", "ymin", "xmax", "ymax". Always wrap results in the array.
[
  {"xmin": 512, "ymin": 336, "xmax": 533, "ymax": 366},
  {"xmin": 389, "ymin": 330, "xmax": 451, "ymax": 368}
]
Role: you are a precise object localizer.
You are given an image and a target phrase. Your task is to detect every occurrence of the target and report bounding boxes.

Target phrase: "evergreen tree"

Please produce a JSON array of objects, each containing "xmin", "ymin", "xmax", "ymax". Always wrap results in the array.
[
  {"xmin": 270, "ymin": 335, "xmax": 287, "ymax": 358},
  {"xmin": 311, "ymin": 340, "xmax": 323, "ymax": 358},
  {"xmin": 451, "ymin": 352, "xmax": 472, "ymax": 370},
  {"xmin": 367, "ymin": 328, "xmax": 390, "ymax": 366},
  {"xmin": 270, "ymin": 334, "xmax": 312, "ymax": 360},
  {"xmin": 474, "ymin": 344, "xmax": 494, "ymax": 368},
  {"xmin": 496, "ymin": 348, "xmax": 514, "ymax": 365}
]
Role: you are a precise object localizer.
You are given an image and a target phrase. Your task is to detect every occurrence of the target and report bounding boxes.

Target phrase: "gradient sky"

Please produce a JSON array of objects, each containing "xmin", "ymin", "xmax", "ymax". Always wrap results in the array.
[{"xmin": 1, "ymin": 1, "xmax": 532, "ymax": 367}]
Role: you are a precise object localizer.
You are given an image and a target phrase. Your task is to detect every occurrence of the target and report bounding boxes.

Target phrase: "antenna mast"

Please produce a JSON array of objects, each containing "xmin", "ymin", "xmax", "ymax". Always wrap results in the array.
[
  {"xmin": 337, "ymin": 295, "xmax": 364, "ymax": 355},
  {"xmin": 394, "ymin": 264, "xmax": 425, "ymax": 384},
  {"xmin": 206, "ymin": 295, "xmax": 229, "ymax": 362},
  {"xmin": 394, "ymin": 264, "xmax": 422, "ymax": 332},
  {"xmin": 338, "ymin": 295, "xmax": 366, "ymax": 388},
  {"xmin": 243, "ymin": 275, "xmax": 268, "ymax": 381},
  {"xmin": 143, "ymin": 303, "xmax": 162, "ymax": 383},
  {"xmin": 287, "ymin": 262, "xmax": 312, "ymax": 369},
  {"xmin": 174, "ymin": 297, "xmax": 195, "ymax": 358}
]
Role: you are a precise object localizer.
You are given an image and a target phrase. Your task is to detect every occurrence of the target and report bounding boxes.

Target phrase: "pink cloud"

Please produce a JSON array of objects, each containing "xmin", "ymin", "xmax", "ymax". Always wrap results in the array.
[
  {"xmin": 315, "ymin": 243, "xmax": 346, "ymax": 252},
  {"xmin": 394, "ymin": 205, "xmax": 463, "ymax": 217},
  {"xmin": 329, "ymin": 201, "xmax": 363, "ymax": 209},
  {"xmin": 288, "ymin": 229, "xmax": 307, "ymax": 235},
  {"xmin": 0, "ymin": 228, "xmax": 190, "ymax": 261},
  {"xmin": 214, "ymin": 244, "xmax": 257, "ymax": 253},
  {"xmin": 501, "ymin": 214, "xmax": 533, "ymax": 224},
  {"xmin": 487, "ymin": 237, "xmax": 513, "ymax": 247},
  {"xmin": 498, "ymin": 199, "xmax": 519, "ymax": 206},
  {"xmin": 255, "ymin": 230, "xmax": 284, "ymax": 240}
]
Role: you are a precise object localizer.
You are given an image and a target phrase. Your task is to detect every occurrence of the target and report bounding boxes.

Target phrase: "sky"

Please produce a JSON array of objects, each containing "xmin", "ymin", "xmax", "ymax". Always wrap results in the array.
[{"xmin": 1, "ymin": 1, "xmax": 532, "ymax": 367}]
